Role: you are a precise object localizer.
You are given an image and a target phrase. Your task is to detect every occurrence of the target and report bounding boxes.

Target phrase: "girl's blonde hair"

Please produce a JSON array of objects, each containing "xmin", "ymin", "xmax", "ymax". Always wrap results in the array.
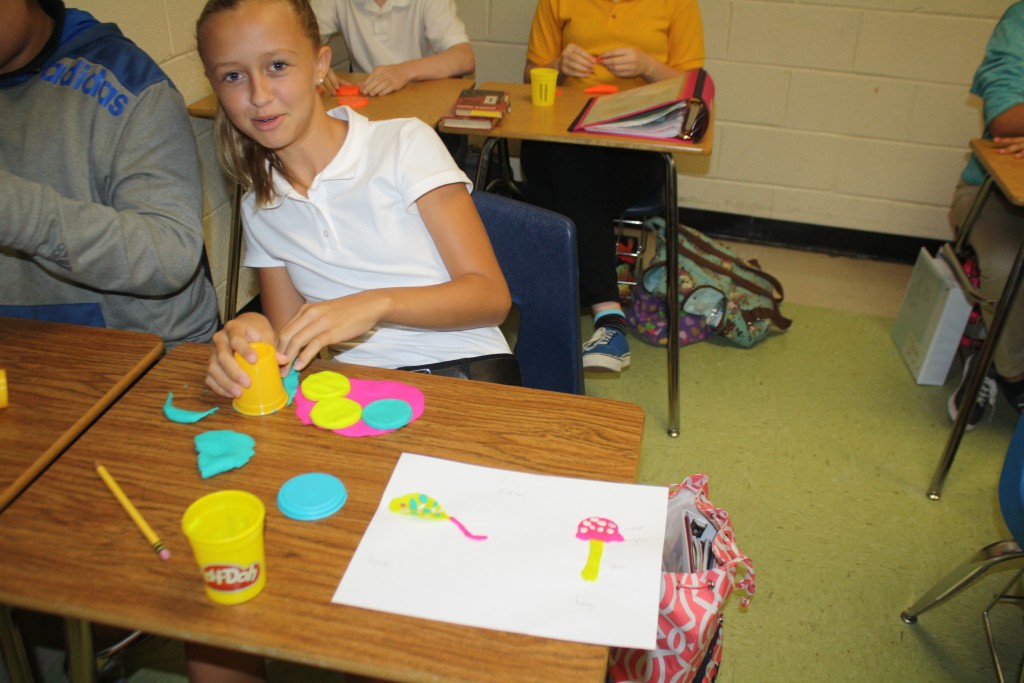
[{"xmin": 196, "ymin": 0, "xmax": 322, "ymax": 207}]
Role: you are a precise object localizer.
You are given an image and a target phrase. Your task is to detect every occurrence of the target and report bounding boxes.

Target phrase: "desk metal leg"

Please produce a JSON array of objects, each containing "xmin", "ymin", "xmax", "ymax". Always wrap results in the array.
[
  {"xmin": 64, "ymin": 618, "xmax": 96, "ymax": 683},
  {"xmin": 928, "ymin": 183, "xmax": 1024, "ymax": 499},
  {"xmin": 662, "ymin": 153, "xmax": 680, "ymax": 437},
  {"xmin": 0, "ymin": 605, "xmax": 33, "ymax": 683},
  {"xmin": 224, "ymin": 182, "xmax": 244, "ymax": 322}
]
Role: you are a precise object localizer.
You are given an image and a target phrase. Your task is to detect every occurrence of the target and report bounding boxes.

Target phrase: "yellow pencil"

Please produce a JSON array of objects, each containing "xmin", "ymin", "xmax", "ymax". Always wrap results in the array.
[{"xmin": 95, "ymin": 463, "xmax": 171, "ymax": 561}]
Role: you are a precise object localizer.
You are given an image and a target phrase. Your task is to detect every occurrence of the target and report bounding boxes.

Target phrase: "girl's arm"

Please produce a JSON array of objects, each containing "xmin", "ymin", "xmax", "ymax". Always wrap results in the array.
[
  {"xmin": 275, "ymin": 183, "xmax": 511, "ymax": 371},
  {"xmin": 205, "ymin": 267, "xmax": 305, "ymax": 397}
]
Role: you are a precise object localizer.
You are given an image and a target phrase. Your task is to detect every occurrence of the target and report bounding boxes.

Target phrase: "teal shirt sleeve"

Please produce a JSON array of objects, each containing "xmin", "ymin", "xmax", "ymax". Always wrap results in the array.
[{"xmin": 963, "ymin": 2, "xmax": 1024, "ymax": 185}]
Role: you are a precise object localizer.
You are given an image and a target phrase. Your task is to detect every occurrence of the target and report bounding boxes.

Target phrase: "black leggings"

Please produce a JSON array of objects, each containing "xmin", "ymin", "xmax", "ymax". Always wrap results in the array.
[{"xmin": 520, "ymin": 141, "xmax": 663, "ymax": 307}]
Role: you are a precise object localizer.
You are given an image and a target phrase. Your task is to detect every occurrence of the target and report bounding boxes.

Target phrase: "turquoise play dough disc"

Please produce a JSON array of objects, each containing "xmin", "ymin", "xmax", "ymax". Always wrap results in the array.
[
  {"xmin": 362, "ymin": 399, "xmax": 413, "ymax": 430},
  {"xmin": 277, "ymin": 473, "xmax": 347, "ymax": 521}
]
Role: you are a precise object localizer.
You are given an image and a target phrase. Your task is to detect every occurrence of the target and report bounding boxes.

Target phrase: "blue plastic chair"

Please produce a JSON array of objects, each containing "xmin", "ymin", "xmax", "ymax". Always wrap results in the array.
[
  {"xmin": 471, "ymin": 191, "xmax": 584, "ymax": 395},
  {"xmin": 902, "ymin": 412, "xmax": 1024, "ymax": 681}
]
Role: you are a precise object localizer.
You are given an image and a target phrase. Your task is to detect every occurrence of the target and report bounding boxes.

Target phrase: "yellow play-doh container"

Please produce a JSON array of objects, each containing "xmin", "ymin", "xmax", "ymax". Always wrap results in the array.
[
  {"xmin": 233, "ymin": 342, "xmax": 288, "ymax": 416},
  {"xmin": 182, "ymin": 490, "xmax": 266, "ymax": 605},
  {"xmin": 530, "ymin": 67, "xmax": 558, "ymax": 107},
  {"xmin": 0, "ymin": 369, "xmax": 7, "ymax": 408}
]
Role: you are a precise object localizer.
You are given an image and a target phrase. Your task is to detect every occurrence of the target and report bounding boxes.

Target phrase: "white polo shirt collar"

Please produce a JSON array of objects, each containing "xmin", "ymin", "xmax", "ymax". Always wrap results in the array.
[
  {"xmin": 356, "ymin": 0, "xmax": 411, "ymax": 14},
  {"xmin": 264, "ymin": 106, "xmax": 368, "ymax": 208}
]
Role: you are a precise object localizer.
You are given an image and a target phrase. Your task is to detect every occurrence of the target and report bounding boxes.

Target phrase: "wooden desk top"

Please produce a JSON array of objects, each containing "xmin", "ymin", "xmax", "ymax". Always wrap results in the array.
[
  {"xmin": 440, "ymin": 81, "xmax": 713, "ymax": 156},
  {"xmin": 0, "ymin": 317, "xmax": 163, "ymax": 512},
  {"xmin": 188, "ymin": 74, "xmax": 469, "ymax": 126},
  {"xmin": 971, "ymin": 138, "xmax": 1024, "ymax": 206},
  {"xmin": 0, "ymin": 343, "xmax": 644, "ymax": 683}
]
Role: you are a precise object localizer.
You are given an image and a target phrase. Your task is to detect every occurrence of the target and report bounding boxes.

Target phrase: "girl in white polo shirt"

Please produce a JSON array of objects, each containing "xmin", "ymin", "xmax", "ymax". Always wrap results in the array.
[{"xmin": 198, "ymin": 0, "xmax": 518, "ymax": 406}]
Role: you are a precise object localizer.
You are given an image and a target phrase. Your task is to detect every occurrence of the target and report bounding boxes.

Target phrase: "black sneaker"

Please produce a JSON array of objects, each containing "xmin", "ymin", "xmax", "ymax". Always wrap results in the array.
[
  {"xmin": 996, "ymin": 375, "xmax": 1024, "ymax": 414},
  {"xmin": 948, "ymin": 354, "xmax": 998, "ymax": 430}
]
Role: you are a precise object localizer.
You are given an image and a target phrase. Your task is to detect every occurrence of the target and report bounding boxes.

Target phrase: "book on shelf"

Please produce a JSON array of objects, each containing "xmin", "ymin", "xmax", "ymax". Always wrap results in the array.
[
  {"xmin": 568, "ymin": 69, "xmax": 714, "ymax": 143},
  {"xmin": 451, "ymin": 88, "xmax": 511, "ymax": 119},
  {"xmin": 440, "ymin": 108, "xmax": 498, "ymax": 131}
]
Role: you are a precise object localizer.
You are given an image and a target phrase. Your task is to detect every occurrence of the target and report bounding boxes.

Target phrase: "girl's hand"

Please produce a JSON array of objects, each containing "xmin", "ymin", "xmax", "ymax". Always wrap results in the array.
[
  {"xmin": 205, "ymin": 313, "xmax": 286, "ymax": 398},
  {"xmin": 275, "ymin": 291, "xmax": 389, "ymax": 371},
  {"xmin": 558, "ymin": 43, "xmax": 596, "ymax": 78},
  {"xmin": 992, "ymin": 136, "xmax": 1024, "ymax": 158},
  {"xmin": 598, "ymin": 47, "xmax": 653, "ymax": 79}
]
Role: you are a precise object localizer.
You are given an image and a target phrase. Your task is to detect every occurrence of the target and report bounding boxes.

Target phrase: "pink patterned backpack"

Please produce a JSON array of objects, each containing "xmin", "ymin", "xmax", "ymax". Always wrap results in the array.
[{"xmin": 607, "ymin": 475, "xmax": 756, "ymax": 683}]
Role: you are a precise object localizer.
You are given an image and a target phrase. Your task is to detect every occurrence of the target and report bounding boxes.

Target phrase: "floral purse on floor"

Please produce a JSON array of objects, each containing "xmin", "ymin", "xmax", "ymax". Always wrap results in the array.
[{"xmin": 607, "ymin": 474, "xmax": 756, "ymax": 683}]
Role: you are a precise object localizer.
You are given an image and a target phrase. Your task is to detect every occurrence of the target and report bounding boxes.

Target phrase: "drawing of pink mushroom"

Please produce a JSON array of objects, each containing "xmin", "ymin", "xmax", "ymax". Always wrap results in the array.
[{"xmin": 576, "ymin": 516, "xmax": 624, "ymax": 581}]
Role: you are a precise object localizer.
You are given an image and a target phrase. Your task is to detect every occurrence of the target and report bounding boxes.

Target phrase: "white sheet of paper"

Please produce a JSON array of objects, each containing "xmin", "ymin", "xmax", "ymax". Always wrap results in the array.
[{"xmin": 332, "ymin": 452, "xmax": 668, "ymax": 650}]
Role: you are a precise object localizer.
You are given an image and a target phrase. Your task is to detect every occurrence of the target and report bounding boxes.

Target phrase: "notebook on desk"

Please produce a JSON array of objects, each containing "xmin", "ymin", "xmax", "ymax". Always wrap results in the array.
[{"xmin": 569, "ymin": 69, "xmax": 714, "ymax": 143}]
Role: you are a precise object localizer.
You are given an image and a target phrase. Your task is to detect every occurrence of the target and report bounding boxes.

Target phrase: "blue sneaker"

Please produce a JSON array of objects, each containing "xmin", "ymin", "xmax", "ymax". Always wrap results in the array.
[{"xmin": 582, "ymin": 326, "xmax": 631, "ymax": 372}]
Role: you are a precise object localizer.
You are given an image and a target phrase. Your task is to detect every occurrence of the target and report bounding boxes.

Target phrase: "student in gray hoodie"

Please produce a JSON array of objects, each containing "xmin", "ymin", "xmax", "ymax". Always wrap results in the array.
[{"xmin": 0, "ymin": 0, "xmax": 219, "ymax": 347}]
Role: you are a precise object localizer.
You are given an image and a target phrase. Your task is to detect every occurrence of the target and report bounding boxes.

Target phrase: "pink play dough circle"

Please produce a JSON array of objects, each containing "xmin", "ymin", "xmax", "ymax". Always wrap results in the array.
[{"xmin": 296, "ymin": 378, "xmax": 424, "ymax": 437}]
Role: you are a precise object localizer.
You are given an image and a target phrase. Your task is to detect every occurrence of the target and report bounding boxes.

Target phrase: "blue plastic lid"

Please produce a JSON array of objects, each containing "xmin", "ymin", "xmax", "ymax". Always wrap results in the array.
[
  {"xmin": 362, "ymin": 398, "xmax": 413, "ymax": 431},
  {"xmin": 277, "ymin": 472, "xmax": 347, "ymax": 521}
]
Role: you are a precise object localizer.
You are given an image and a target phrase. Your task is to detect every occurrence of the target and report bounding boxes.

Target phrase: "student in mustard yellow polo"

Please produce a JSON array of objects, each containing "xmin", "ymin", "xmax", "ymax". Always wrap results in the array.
[{"xmin": 521, "ymin": 0, "xmax": 704, "ymax": 374}]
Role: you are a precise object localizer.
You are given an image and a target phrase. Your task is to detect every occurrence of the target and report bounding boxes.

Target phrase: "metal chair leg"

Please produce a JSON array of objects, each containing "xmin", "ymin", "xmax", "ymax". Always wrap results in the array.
[
  {"xmin": 901, "ymin": 540, "xmax": 1024, "ymax": 623},
  {"xmin": 0, "ymin": 605, "xmax": 33, "ymax": 683},
  {"xmin": 224, "ymin": 182, "xmax": 244, "ymax": 322},
  {"xmin": 63, "ymin": 618, "xmax": 96, "ymax": 683},
  {"xmin": 981, "ymin": 565, "xmax": 1024, "ymax": 683}
]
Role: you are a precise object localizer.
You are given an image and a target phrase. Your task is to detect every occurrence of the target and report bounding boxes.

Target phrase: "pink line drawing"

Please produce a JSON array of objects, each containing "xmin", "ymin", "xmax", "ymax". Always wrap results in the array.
[{"xmin": 389, "ymin": 493, "xmax": 487, "ymax": 541}]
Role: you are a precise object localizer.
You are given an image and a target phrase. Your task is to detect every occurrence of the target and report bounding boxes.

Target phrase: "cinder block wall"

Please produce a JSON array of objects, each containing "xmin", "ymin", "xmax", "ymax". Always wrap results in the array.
[
  {"xmin": 72, "ymin": 0, "xmax": 1011, "ymax": 313},
  {"xmin": 463, "ymin": 0, "xmax": 1009, "ymax": 241}
]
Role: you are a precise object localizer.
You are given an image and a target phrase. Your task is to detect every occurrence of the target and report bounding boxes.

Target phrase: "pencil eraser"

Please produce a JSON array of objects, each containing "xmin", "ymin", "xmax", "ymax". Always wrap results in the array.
[{"xmin": 158, "ymin": 548, "xmax": 171, "ymax": 561}]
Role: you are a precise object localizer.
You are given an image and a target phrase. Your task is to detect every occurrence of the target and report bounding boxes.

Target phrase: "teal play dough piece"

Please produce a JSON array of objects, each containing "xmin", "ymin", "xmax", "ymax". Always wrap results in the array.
[
  {"xmin": 277, "ymin": 473, "xmax": 347, "ymax": 521},
  {"xmin": 361, "ymin": 399, "xmax": 413, "ymax": 431},
  {"xmin": 284, "ymin": 365, "xmax": 301, "ymax": 406},
  {"xmin": 163, "ymin": 392, "xmax": 218, "ymax": 424},
  {"xmin": 194, "ymin": 430, "xmax": 255, "ymax": 479}
]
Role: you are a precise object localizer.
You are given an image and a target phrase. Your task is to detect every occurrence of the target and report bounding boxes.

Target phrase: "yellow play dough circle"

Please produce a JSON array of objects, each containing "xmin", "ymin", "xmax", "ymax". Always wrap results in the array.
[
  {"xmin": 300, "ymin": 371, "xmax": 350, "ymax": 401},
  {"xmin": 310, "ymin": 396, "xmax": 362, "ymax": 430}
]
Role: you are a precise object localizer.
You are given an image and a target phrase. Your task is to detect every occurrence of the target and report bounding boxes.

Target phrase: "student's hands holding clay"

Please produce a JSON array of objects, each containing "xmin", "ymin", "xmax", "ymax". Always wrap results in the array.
[
  {"xmin": 598, "ymin": 47, "xmax": 655, "ymax": 79},
  {"xmin": 557, "ymin": 43, "xmax": 597, "ymax": 78},
  {"xmin": 206, "ymin": 312, "xmax": 289, "ymax": 398},
  {"xmin": 322, "ymin": 68, "xmax": 343, "ymax": 95},
  {"xmin": 275, "ymin": 291, "xmax": 387, "ymax": 372}
]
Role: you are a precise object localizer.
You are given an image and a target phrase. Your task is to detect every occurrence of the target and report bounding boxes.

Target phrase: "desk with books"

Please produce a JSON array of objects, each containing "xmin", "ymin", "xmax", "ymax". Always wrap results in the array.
[{"xmin": 441, "ymin": 80, "xmax": 714, "ymax": 438}]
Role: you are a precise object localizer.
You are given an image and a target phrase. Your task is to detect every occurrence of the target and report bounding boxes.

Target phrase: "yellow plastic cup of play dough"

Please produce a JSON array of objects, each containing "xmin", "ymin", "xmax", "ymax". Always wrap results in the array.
[
  {"xmin": 0, "ymin": 369, "xmax": 7, "ymax": 408},
  {"xmin": 530, "ymin": 67, "xmax": 558, "ymax": 107},
  {"xmin": 233, "ymin": 342, "xmax": 288, "ymax": 416},
  {"xmin": 182, "ymin": 490, "xmax": 266, "ymax": 605}
]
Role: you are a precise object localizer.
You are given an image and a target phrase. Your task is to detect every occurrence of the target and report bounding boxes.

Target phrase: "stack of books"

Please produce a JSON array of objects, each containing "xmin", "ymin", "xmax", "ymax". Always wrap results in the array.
[{"xmin": 441, "ymin": 88, "xmax": 510, "ymax": 132}]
